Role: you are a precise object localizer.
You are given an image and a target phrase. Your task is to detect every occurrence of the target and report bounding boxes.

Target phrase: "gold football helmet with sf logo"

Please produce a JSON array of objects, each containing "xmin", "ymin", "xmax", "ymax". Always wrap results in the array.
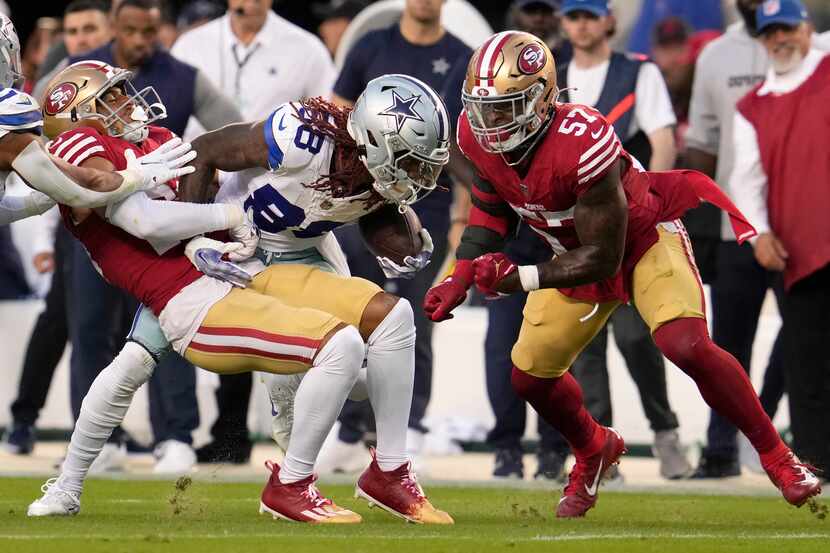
[
  {"xmin": 40, "ymin": 60, "xmax": 166, "ymax": 142},
  {"xmin": 462, "ymin": 31, "xmax": 557, "ymax": 156}
]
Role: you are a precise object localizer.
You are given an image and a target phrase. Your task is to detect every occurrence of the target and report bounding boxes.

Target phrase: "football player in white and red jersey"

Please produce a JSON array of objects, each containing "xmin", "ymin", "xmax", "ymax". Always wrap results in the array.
[
  {"xmin": 29, "ymin": 65, "xmax": 453, "ymax": 525},
  {"xmin": 424, "ymin": 31, "xmax": 821, "ymax": 517},
  {"xmin": 0, "ymin": 15, "xmax": 193, "ymax": 224}
]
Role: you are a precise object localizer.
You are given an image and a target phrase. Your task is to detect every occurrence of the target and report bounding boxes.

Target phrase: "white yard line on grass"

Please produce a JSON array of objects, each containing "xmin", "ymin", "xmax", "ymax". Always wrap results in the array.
[{"xmin": 0, "ymin": 533, "xmax": 828, "ymax": 542}]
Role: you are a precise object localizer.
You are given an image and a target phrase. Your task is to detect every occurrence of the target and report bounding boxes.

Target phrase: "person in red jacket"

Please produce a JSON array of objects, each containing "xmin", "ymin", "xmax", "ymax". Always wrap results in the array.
[
  {"xmin": 424, "ymin": 30, "xmax": 821, "ymax": 518},
  {"xmin": 731, "ymin": 0, "xmax": 830, "ymax": 481}
]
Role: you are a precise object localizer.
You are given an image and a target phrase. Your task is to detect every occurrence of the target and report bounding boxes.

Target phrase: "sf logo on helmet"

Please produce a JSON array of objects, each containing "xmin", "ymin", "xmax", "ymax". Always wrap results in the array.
[
  {"xmin": 517, "ymin": 44, "xmax": 547, "ymax": 75},
  {"xmin": 45, "ymin": 82, "xmax": 78, "ymax": 116}
]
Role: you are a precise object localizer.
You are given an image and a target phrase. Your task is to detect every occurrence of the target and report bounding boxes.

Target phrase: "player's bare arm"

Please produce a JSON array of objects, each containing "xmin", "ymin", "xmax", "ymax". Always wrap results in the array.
[
  {"xmin": 494, "ymin": 160, "xmax": 628, "ymax": 294},
  {"xmin": 179, "ymin": 120, "xmax": 269, "ymax": 203}
]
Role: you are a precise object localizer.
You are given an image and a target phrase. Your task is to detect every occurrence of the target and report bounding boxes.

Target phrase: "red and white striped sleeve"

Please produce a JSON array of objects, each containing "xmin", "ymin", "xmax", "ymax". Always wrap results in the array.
[
  {"xmin": 47, "ymin": 128, "xmax": 109, "ymax": 167},
  {"xmin": 568, "ymin": 114, "xmax": 623, "ymax": 196}
]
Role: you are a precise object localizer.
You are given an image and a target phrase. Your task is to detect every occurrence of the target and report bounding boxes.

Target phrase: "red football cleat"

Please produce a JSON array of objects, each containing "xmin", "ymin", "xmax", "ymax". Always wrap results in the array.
[
  {"xmin": 763, "ymin": 450, "xmax": 822, "ymax": 507},
  {"xmin": 259, "ymin": 461, "xmax": 361, "ymax": 524},
  {"xmin": 556, "ymin": 426, "xmax": 626, "ymax": 518},
  {"xmin": 355, "ymin": 450, "xmax": 453, "ymax": 524}
]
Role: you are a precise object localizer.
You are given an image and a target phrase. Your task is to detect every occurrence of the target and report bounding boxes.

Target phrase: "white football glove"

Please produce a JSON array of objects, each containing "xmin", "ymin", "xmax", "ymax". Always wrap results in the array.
[
  {"xmin": 227, "ymin": 207, "xmax": 259, "ymax": 261},
  {"xmin": 184, "ymin": 236, "xmax": 253, "ymax": 288},
  {"xmin": 377, "ymin": 228, "xmax": 434, "ymax": 279},
  {"xmin": 123, "ymin": 137, "xmax": 197, "ymax": 192}
]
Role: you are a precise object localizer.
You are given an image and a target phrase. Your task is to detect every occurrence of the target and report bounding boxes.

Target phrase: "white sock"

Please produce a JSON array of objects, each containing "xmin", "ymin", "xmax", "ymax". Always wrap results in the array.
[
  {"xmin": 280, "ymin": 326, "xmax": 364, "ymax": 483},
  {"xmin": 366, "ymin": 299, "xmax": 415, "ymax": 472},
  {"xmin": 58, "ymin": 342, "xmax": 156, "ymax": 495}
]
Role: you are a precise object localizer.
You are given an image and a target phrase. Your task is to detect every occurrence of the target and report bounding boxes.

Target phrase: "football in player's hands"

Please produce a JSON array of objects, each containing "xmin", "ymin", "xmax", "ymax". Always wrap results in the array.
[{"xmin": 359, "ymin": 204, "xmax": 423, "ymax": 265}]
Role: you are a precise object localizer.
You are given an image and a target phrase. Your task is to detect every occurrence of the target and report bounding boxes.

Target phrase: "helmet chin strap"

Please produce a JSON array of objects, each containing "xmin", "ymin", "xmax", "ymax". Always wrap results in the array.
[{"xmin": 502, "ymin": 113, "xmax": 555, "ymax": 167}]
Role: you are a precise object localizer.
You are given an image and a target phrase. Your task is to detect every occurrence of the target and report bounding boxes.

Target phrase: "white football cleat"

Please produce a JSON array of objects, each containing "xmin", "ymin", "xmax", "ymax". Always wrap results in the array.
[
  {"xmin": 153, "ymin": 440, "xmax": 197, "ymax": 475},
  {"xmin": 89, "ymin": 443, "xmax": 127, "ymax": 474},
  {"xmin": 28, "ymin": 478, "xmax": 80, "ymax": 517}
]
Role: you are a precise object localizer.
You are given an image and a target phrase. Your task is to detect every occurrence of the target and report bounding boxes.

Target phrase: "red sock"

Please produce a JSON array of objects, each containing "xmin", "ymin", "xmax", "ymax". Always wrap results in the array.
[
  {"xmin": 653, "ymin": 318, "xmax": 783, "ymax": 455},
  {"xmin": 511, "ymin": 367, "xmax": 604, "ymax": 458}
]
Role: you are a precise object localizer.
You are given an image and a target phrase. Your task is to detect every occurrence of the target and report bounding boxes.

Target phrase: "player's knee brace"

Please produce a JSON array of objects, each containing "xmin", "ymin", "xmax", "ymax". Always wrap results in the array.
[
  {"xmin": 313, "ymin": 325, "xmax": 364, "ymax": 381},
  {"xmin": 367, "ymin": 298, "xmax": 416, "ymax": 352}
]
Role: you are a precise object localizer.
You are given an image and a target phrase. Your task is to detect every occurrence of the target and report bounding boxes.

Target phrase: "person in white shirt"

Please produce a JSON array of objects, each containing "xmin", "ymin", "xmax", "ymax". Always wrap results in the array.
[
  {"xmin": 730, "ymin": 0, "xmax": 830, "ymax": 484},
  {"xmin": 552, "ymin": 0, "xmax": 691, "ymax": 482},
  {"xmin": 170, "ymin": 0, "xmax": 337, "ymax": 465},
  {"xmin": 172, "ymin": 0, "xmax": 337, "ymax": 131}
]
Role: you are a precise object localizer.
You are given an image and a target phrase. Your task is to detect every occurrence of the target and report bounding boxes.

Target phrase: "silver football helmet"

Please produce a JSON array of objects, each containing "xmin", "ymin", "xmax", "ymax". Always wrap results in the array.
[
  {"xmin": 348, "ymin": 74, "xmax": 450, "ymax": 210},
  {"xmin": 0, "ymin": 14, "xmax": 24, "ymax": 90}
]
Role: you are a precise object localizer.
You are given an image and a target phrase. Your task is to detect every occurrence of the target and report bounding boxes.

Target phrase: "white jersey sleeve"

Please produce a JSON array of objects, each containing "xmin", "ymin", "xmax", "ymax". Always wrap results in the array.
[
  {"xmin": 0, "ymin": 88, "xmax": 42, "ymax": 141},
  {"xmin": 263, "ymin": 102, "xmax": 324, "ymax": 174}
]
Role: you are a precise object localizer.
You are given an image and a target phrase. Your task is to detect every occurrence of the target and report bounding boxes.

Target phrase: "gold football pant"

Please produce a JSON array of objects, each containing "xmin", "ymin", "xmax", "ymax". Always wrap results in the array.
[
  {"xmin": 512, "ymin": 223, "xmax": 706, "ymax": 378},
  {"xmin": 184, "ymin": 264, "xmax": 382, "ymax": 375}
]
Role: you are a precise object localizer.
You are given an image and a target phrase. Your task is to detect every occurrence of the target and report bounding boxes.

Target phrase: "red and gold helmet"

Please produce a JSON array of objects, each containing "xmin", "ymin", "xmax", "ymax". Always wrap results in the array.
[
  {"xmin": 462, "ymin": 31, "xmax": 557, "ymax": 153},
  {"xmin": 40, "ymin": 60, "xmax": 167, "ymax": 141}
]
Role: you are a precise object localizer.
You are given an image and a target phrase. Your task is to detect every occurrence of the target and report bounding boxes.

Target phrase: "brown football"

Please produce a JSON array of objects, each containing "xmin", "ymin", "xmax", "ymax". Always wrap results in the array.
[{"xmin": 358, "ymin": 204, "xmax": 423, "ymax": 265}]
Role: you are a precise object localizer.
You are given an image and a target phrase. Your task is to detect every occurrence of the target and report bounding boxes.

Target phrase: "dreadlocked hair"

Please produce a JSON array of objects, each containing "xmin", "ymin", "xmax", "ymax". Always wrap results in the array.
[{"xmin": 292, "ymin": 97, "xmax": 383, "ymax": 208}]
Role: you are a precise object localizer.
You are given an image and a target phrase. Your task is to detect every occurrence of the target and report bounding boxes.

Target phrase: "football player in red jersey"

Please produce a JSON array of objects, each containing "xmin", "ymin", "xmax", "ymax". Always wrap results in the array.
[
  {"xmin": 424, "ymin": 31, "xmax": 821, "ymax": 517},
  {"xmin": 28, "ymin": 62, "xmax": 453, "ymax": 525}
]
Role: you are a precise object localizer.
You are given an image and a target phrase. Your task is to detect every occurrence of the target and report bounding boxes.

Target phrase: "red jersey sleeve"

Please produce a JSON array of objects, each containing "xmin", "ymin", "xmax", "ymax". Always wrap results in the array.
[
  {"xmin": 554, "ymin": 104, "xmax": 623, "ymax": 197},
  {"xmin": 47, "ymin": 127, "xmax": 114, "ymax": 167}
]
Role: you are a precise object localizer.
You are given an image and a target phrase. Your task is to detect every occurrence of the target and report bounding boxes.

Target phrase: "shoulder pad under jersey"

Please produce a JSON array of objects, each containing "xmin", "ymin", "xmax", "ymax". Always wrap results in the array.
[
  {"xmin": 262, "ymin": 102, "xmax": 328, "ymax": 174},
  {"xmin": 0, "ymin": 88, "xmax": 42, "ymax": 140}
]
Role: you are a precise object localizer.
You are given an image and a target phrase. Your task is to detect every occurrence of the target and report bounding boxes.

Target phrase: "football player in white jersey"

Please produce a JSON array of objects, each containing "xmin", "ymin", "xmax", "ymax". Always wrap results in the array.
[
  {"xmin": 0, "ymin": 14, "xmax": 194, "ymax": 223},
  {"xmin": 29, "ymin": 74, "xmax": 454, "ymax": 525}
]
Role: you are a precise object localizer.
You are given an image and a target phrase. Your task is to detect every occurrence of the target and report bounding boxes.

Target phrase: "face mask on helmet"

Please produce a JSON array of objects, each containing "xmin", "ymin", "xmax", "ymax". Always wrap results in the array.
[
  {"xmin": 0, "ymin": 16, "xmax": 24, "ymax": 90},
  {"xmin": 92, "ymin": 78, "xmax": 167, "ymax": 143},
  {"xmin": 371, "ymin": 147, "xmax": 447, "ymax": 207},
  {"xmin": 463, "ymin": 82, "xmax": 545, "ymax": 153}
]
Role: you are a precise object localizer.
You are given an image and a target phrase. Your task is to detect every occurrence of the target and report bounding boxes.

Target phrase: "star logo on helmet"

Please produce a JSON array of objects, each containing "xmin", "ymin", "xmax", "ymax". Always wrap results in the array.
[{"xmin": 379, "ymin": 90, "xmax": 424, "ymax": 133}]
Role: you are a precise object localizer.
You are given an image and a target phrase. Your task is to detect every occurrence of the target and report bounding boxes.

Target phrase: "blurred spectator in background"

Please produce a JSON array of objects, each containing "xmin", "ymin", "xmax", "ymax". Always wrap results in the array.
[
  {"xmin": 651, "ymin": 17, "xmax": 720, "ymax": 151},
  {"xmin": 506, "ymin": 0, "xmax": 572, "ymax": 64},
  {"xmin": 732, "ymin": 0, "xmax": 830, "ymax": 481},
  {"xmin": 34, "ymin": 0, "xmax": 112, "ymax": 101},
  {"xmin": 627, "ymin": 0, "xmax": 724, "ymax": 55},
  {"xmin": 60, "ymin": 0, "xmax": 241, "ymax": 474},
  {"xmin": 176, "ymin": 0, "xmax": 225, "ymax": 36},
  {"xmin": 172, "ymin": 0, "xmax": 335, "ymax": 464},
  {"xmin": 0, "ymin": 226, "xmax": 31, "ymax": 300},
  {"xmin": 2, "ymin": 214, "xmax": 70, "ymax": 455},
  {"xmin": 683, "ymin": 0, "xmax": 811, "ymax": 478},
  {"xmin": 157, "ymin": 2, "xmax": 179, "ymax": 49},
  {"xmin": 554, "ymin": 0, "xmax": 690, "ymax": 482},
  {"xmin": 325, "ymin": 0, "xmax": 470, "ymax": 473},
  {"xmin": 3, "ymin": 0, "xmax": 114, "ymax": 459},
  {"xmin": 314, "ymin": 0, "xmax": 368, "ymax": 58},
  {"xmin": 20, "ymin": 17, "xmax": 60, "ymax": 93}
]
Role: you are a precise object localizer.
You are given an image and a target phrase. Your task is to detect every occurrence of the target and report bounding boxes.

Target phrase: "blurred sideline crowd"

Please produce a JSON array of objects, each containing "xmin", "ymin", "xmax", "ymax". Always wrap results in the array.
[{"xmin": 1, "ymin": 0, "xmax": 828, "ymax": 486}]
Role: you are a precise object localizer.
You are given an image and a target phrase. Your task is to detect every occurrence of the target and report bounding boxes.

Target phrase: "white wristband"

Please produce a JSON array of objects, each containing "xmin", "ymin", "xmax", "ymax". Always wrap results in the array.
[{"xmin": 517, "ymin": 265, "xmax": 540, "ymax": 292}]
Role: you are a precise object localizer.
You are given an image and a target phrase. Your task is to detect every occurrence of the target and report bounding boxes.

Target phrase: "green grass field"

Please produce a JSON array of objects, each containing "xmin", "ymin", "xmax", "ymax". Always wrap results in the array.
[{"xmin": 0, "ymin": 477, "xmax": 827, "ymax": 552}]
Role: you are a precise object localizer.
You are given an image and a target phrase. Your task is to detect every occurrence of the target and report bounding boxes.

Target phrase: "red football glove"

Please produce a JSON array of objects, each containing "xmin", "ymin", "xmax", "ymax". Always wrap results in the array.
[
  {"xmin": 423, "ymin": 259, "xmax": 474, "ymax": 322},
  {"xmin": 473, "ymin": 252, "xmax": 517, "ymax": 299}
]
